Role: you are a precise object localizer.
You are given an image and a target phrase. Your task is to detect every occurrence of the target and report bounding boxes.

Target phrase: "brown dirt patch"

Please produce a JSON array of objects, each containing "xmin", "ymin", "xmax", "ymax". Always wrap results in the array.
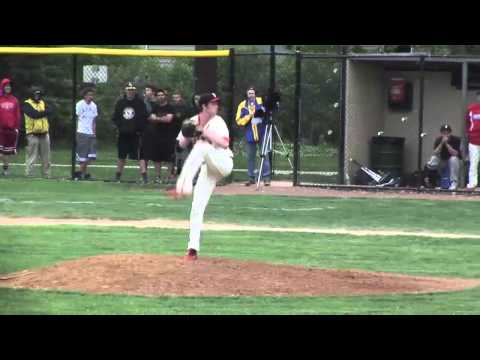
[
  {"xmin": 1, "ymin": 254, "xmax": 479, "ymax": 297},
  {"xmin": 216, "ymin": 181, "xmax": 480, "ymax": 201}
]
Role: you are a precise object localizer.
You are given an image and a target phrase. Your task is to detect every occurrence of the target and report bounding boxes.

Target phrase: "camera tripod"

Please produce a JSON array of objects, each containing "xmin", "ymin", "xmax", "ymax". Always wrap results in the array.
[{"xmin": 256, "ymin": 111, "xmax": 293, "ymax": 191}]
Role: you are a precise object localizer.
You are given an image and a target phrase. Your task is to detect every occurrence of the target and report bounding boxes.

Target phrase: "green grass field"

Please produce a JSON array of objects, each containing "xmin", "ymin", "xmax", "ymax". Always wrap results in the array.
[
  {"xmin": 1, "ymin": 178, "xmax": 480, "ymax": 314},
  {"xmin": 4, "ymin": 142, "xmax": 339, "ymax": 184}
]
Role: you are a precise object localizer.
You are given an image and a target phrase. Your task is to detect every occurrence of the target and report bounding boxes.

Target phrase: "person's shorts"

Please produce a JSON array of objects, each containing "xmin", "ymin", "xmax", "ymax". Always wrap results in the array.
[
  {"xmin": 118, "ymin": 133, "xmax": 140, "ymax": 161},
  {"xmin": 0, "ymin": 128, "xmax": 19, "ymax": 155},
  {"xmin": 76, "ymin": 133, "xmax": 97, "ymax": 163}
]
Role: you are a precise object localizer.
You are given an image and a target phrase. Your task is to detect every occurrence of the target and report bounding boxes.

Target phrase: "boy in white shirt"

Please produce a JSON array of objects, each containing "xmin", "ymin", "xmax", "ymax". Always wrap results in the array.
[
  {"xmin": 75, "ymin": 88, "xmax": 98, "ymax": 180},
  {"xmin": 170, "ymin": 93, "xmax": 233, "ymax": 261}
]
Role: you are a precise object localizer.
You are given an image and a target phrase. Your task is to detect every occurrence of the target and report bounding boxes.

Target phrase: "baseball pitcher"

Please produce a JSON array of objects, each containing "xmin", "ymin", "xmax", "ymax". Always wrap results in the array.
[{"xmin": 170, "ymin": 93, "xmax": 233, "ymax": 261}]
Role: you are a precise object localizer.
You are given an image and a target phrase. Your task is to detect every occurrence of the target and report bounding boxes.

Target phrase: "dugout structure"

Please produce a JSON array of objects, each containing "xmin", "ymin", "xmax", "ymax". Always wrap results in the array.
[
  {"xmin": 0, "ymin": 46, "xmax": 232, "ymax": 182},
  {"xmin": 343, "ymin": 53, "xmax": 480, "ymax": 188}
]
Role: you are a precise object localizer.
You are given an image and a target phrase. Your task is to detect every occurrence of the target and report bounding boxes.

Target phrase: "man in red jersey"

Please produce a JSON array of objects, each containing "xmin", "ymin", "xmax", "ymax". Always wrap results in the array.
[
  {"xmin": 0, "ymin": 78, "xmax": 21, "ymax": 176},
  {"xmin": 466, "ymin": 91, "xmax": 480, "ymax": 190}
]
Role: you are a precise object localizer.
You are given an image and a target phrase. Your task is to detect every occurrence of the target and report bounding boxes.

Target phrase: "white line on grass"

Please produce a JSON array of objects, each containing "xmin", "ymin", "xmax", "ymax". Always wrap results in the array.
[
  {"xmin": 0, "ymin": 217, "xmax": 479, "ymax": 240},
  {"xmin": 7, "ymin": 163, "xmax": 338, "ymax": 176}
]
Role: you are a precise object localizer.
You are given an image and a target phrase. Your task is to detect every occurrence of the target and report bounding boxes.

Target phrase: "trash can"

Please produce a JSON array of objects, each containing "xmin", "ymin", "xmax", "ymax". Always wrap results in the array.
[{"xmin": 370, "ymin": 137, "xmax": 405, "ymax": 178}]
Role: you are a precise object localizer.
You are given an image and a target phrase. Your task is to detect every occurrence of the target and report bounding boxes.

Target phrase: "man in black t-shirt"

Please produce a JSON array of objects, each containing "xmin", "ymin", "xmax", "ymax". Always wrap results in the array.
[
  {"xmin": 112, "ymin": 82, "xmax": 148, "ymax": 183},
  {"xmin": 171, "ymin": 91, "xmax": 192, "ymax": 176},
  {"xmin": 138, "ymin": 84, "xmax": 157, "ymax": 183},
  {"xmin": 424, "ymin": 124, "xmax": 462, "ymax": 190},
  {"xmin": 142, "ymin": 89, "xmax": 176, "ymax": 183}
]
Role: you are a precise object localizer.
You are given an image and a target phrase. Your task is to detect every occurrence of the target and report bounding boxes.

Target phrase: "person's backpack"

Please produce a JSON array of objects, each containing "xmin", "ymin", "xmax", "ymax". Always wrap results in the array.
[
  {"xmin": 405, "ymin": 171, "xmax": 424, "ymax": 188},
  {"xmin": 423, "ymin": 166, "xmax": 440, "ymax": 188}
]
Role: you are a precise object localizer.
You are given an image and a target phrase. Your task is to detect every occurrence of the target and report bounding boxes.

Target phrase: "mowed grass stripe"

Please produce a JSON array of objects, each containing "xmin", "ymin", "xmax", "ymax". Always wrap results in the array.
[
  {"xmin": 1, "ymin": 179, "xmax": 480, "ymax": 235},
  {"xmin": 1, "ymin": 226, "xmax": 480, "ymax": 279},
  {"xmin": 1, "ymin": 216, "xmax": 479, "ymax": 240},
  {"xmin": 2, "ymin": 287, "xmax": 480, "ymax": 315}
]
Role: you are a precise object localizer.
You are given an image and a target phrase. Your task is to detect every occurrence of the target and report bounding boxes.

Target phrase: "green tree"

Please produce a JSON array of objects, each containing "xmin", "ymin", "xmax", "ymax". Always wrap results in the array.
[{"xmin": 0, "ymin": 46, "xmax": 195, "ymax": 146}]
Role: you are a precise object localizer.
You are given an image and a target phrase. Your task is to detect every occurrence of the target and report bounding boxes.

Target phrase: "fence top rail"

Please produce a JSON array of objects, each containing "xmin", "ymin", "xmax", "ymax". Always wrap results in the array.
[
  {"xmin": 0, "ymin": 46, "xmax": 230, "ymax": 58},
  {"xmin": 301, "ymin": 53, "xmax": 346, "ymax": 59},
  {"xmin": 233, "ymin": 51, "xmax": 297, "ymax": 57}
]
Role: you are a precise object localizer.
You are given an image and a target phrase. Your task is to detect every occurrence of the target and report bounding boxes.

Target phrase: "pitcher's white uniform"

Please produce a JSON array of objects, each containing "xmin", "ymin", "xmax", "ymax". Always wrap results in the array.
[{"xmin": 176, "ymin": 115, "xmax": 234, "ymax": 252}]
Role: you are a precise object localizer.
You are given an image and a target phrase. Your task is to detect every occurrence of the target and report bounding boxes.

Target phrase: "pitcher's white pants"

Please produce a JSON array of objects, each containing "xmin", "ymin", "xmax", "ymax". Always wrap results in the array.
[
  {"xmin": 176, "ymin": 141, "xmax": 233, "ymax": 252},
  {"xmin": 468, "ymin": 143, "xmax": 480, "ymax": 188}
]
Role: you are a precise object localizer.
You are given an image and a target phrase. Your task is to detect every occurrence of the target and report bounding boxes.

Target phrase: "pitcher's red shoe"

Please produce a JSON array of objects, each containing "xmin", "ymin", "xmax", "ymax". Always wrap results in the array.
[
  {"xmin": 166, "ymin": 188, "xmax": 183, "ymax": 200},
  {"xmin": 184, "ymin": 249, "xmax": 198, "ymax": 261}
]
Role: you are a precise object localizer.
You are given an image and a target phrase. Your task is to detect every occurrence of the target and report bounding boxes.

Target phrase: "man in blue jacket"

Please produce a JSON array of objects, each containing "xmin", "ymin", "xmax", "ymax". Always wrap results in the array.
[{"xmin": 236, "ymin": 87, "xmax": 271, "ymax": 186}]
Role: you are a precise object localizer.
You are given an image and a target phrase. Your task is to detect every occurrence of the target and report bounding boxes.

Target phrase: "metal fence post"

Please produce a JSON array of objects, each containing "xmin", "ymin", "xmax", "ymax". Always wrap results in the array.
[
  {"xmin": 269, "ymin": 45, "xmax": 276, "ymax": 178},
  {"xmin": 293, "ymin": 49, "xmax": 302, "ymax": 186},
  {"xmin": 338, "ymin": 56, "xmax": 347, "ymax": 184},
  {"xmin": 462, "ymin": 62, "xmax": 469, "ymax": 141},
  {"xmin": 228, "ymin": 48, "xmax": 236, "ymax": 149},
  {"xmin": 226, "ymin": 48, "xmax": 236, "ymax": 183},
  {"xmin": 418, "ymin": 55, "xmax": 425, "ymax": 171},
  {"xmin": 71, "ymin": 55, "xmax": 78, "ymax": 180}
]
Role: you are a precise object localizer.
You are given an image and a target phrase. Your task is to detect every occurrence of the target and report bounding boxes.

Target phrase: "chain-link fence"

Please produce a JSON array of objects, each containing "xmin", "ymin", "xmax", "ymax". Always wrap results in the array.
[
  {"xmin": 0, "ymin": 50, "xmax": 231, "ymax": 183},
  {"xmin": 1, "ymin": 47, "xmax": 349, "ymax": 187},
  {"xmin": 225, "ymin": 52, "xmax": 297, "ymax": 183},
  {"xmin": 297, "ymin": 55, "xmax": 343, "ymax": 185}
]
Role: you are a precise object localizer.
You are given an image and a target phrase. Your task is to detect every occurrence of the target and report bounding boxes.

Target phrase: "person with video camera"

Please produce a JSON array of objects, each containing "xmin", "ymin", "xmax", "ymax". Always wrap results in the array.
[{"xmin": 235, "ymin": 87, "xmax": 271, "ymax": 186}]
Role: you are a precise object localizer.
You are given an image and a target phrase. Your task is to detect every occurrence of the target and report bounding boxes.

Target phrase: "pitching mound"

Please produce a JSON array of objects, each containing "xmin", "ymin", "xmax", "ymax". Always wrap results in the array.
[{"xmin": 1, "ymin": 254, "xmax": 479, "ymax": 297}]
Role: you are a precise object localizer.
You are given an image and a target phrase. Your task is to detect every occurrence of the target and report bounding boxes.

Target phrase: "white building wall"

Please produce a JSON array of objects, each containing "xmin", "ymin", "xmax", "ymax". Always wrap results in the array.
[
  {"xmin": 383, "ymin": 71, "xmax": 477, "ymax": 174},
  {"xmin": 344, "ymin": 61, "xmax": 384, "ymax": 183}
]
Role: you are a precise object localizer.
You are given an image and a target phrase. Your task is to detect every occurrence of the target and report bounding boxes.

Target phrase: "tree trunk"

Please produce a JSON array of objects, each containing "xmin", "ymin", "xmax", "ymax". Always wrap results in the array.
[{"xmin": 194, "ymin": 45, "xmax": 218, "ymax": 94}]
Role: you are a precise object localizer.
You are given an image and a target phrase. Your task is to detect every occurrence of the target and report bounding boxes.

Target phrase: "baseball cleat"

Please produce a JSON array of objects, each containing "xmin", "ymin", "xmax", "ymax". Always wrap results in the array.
[
  {"xmin": 166, "ymin": 188, "xmax": 183, "ymax": 200},
  {"xmin": 184, "ymin": 249, "xmax": 198, "ymax": 261}
]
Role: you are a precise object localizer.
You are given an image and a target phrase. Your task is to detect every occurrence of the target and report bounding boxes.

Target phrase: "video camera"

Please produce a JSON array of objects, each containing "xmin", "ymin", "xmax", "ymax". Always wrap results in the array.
[{"xmin": 263, "ymin": 89, "xmax": 281, "ymax": 113}]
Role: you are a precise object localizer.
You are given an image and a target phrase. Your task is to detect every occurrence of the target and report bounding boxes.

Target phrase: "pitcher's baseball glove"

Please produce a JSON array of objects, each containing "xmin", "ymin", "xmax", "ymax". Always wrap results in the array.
[{"xmin": 181, "ymin": 119, "xmax": 202, "ymax": 138}]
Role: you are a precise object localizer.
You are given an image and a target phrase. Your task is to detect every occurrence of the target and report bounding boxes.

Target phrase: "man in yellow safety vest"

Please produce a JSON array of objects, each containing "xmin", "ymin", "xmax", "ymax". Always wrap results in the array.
[{"xmin": 22, "ymin": 87, "xmax": 52, "ymax": 178}]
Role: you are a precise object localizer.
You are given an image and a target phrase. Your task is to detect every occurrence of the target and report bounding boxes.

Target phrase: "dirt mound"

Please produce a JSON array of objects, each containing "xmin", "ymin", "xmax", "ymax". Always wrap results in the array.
[{"xmin": 1, "ymin": 254, "xmax": 479, "ymax": 297}]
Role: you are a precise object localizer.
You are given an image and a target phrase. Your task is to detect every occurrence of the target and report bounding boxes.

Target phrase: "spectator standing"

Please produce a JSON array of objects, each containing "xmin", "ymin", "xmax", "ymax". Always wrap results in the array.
[
  {"xmin": 171, "ymin": 90, "xmax": 190, "ymax": 176},
  {"xmin": 0, "ymin": 78, "xmax": 21, "ymax": 176},
  {"xmin": 23, "ymin": 87, "xmax": 53, "ymax": 178},
  {"xmin": 143, "ymin": 85, "xmax": 157, "ymax": 116},
  {"xmin": 139, "ymin": 84, "xmax": 158, "ymax": 183},
  {"xmin": 235, "ymin": 87, "xmax": 271, "ymax": 186},
  {"xmin": 188, "ymin": 93, "xmax": 201, "ymax": 118},
  {"xmin": 74, "ymin": 88, "xmax": 98, "ymax": 180},
  {"xmin": 144, "ymin": 89, "xmax": 176, "ymax": 183},
  {"xmin": 112, "ymin": 82, "xmax": 148, "ymax": 183}
]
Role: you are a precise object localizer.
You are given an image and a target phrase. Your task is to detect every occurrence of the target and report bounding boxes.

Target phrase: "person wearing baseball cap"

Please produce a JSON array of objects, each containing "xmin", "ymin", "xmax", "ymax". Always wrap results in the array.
[
  {"xmin": 111, "ymin": 82, "xmax": 148, "ymax": 183},
  {"xmin": 198, "ymin": 93, "xmax": 220, "ymax": 107},
  {"xmin": 0, "ymin": 78, "xmax": 21, "ymax": 176},
  {"xmin": 22, "ymin": 86, "xmax": 53, "ymax": 178},
  {"xmin": 424, "ymin": 124, "xmax": 461, "ymax": 190},
  {"xmin": 172, "ymin": 92, "xmax": 233, "ymax": 261}
]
